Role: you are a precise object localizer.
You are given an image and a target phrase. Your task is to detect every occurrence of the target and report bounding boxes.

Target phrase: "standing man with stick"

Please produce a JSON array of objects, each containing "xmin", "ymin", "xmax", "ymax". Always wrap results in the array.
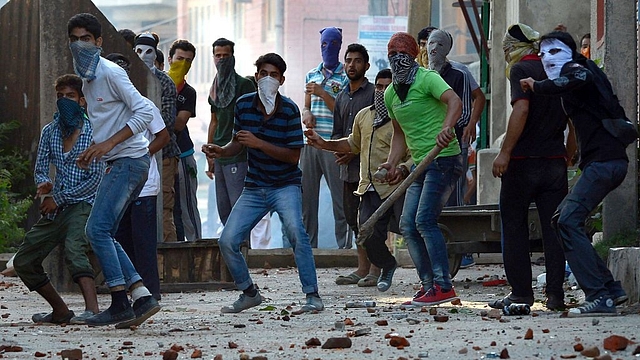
[{"xmin": 378, "ymin": 32, "xmax": 463, "ymax": 306}]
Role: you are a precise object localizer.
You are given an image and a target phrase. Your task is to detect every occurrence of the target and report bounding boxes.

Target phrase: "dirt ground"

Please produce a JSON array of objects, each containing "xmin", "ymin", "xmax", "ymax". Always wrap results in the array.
[{"xmin": 0, "ymin": 264, "xmax": 638, "ymax": 360}]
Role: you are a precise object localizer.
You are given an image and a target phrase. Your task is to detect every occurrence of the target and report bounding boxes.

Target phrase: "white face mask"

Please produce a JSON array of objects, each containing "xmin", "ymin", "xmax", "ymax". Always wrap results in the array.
[
  {"xmin": 257, "ymin": 76, "xmax": 280, "ymax": 114},
  {"xmin": 539, "ymin": 39, "xmax": 573, "ymax": 80},
  {"xmin": 135, "ymin": 44, "xmax": 156, "ymax": 69}
]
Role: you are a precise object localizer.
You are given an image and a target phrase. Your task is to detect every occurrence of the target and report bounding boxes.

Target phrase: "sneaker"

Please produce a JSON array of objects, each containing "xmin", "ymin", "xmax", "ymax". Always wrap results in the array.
[
  {"xmin": 86, "ymin": 307, "xmax": 135, "ymax": 326},
  {"xmin": 220, "ymin": 292, "xmax": 262, "ymax": 314},
  {"xmin": 488, "ymin": 293, "xmax": 534, "ymax": 309},
  {"xmin": 70, "ymin": 310, "xmax": 96, "ymax": 325},
  {"xmin": 377, "ymin": 263, "xmax": 397, "ymax": 292},
  {"xmin": 412, "ymin": 284, "xmax": 459, "ymax": 306},
  {"xmin": 401, "ymin": 286, "xmax": 427, "ymax": 307},
  {"xmin": 115, "ymin": 296, "xmax": 161, "ymax": 329},
  {"xmin": 567, "ymin": 295, "xmax": 617, "ymax": 317},
  {"xmin": 459, "ymin": 254, "xmax": 476, "ymax": 269},
  {"xmin": 299, "ymin": 294, "xmax": 324, "ymax": 312},
  {"xmin": 607, "ymin": 281, "xmax": 629, "ymax": 305}
]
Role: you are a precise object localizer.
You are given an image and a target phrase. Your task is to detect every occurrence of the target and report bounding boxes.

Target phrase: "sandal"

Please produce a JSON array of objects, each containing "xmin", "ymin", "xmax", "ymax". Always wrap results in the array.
[
  {"xmin": 32, "ymin": 310, "xmax": 75, "ymax": 324},
  {"xmin": 357, "ymin": 274, "xmax": 379, "ymax": 287},
  {"xmin": 335, "ymin": 272, "xmax": 363, "ymax": 285}
]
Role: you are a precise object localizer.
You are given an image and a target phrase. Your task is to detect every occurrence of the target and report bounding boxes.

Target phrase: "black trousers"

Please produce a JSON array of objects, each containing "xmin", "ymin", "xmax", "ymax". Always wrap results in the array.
[
  {"xmin": 499, "ymin": 157, "xmax": 567, "ymax": 298},
  {"xmin": 360, "ymin": 190, "xmax": 403, "ymax": 270}
]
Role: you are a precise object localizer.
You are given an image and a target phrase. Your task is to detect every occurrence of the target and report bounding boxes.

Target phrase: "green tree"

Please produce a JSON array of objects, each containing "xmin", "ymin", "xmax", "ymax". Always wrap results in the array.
[{"xmin": 0, "ymin": 121, "xmax": 33, "ymax": 251}]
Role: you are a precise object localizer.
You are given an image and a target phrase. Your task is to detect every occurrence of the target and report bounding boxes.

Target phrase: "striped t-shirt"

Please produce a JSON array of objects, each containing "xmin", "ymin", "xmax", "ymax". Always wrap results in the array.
[
  {"xmin": 234, "ymin": 92, "xmax": 304, "ymax": 187},
  {"xmin": 305, "ymin": 62, "xmax": 349, "ymax": 140}
]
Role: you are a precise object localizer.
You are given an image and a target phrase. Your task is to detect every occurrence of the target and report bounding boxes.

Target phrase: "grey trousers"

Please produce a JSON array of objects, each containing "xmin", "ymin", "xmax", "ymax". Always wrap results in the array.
[
  {"xmin": 214, "ymin": 160, "xmax": 248, "ymax": 225},
  {"xmin": 300, "ymin": 145, "xmax": 348, "ymax": 248},
  {"xmin": 177, "ymin": 154, "xmax": 202, "ymax": 240}
]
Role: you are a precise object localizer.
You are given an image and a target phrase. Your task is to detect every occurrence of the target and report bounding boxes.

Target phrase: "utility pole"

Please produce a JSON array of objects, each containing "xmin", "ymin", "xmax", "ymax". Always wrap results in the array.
[
  {"xmin": 369, "ymin": 0, "xmax": 388, "ymax": 16},
  {"xmin": 408, "ymin": 0, "xmax": 431, "ymax": 38},
  {"xmin": 276, "ymin": 0, "xmax": 284, "ymax": 55}
]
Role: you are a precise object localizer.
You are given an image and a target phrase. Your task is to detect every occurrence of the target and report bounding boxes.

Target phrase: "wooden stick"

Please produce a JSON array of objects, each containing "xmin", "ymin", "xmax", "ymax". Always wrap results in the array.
[{"xmin": 356, "ymin": 145, "xmax": 443, "ymax": 246}]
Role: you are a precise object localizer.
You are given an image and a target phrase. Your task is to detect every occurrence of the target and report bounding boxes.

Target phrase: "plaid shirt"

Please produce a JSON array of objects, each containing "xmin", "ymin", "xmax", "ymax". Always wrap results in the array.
[
  {"xmin": 154, "ymin": 68, "xmax": 181, "ymax": 158},
  {"xmin": 34, "ymin": 116, "xmax": 104, "ymax": 219},
  {"xmin": 305, "ymin": 62, "xmax": 349, "ymax": 140}
]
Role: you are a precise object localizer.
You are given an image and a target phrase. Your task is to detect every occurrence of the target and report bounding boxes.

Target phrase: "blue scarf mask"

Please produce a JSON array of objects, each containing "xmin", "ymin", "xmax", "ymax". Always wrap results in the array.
[
  {"xmin": 69, "ymin": 41, "xmax": 101, "ymax": 81},
  {"xmin": 54, "ymin": 97, "xmax": 84, "ymax": 139},
  {"xmin": 320, "ymin": 27, "xmax": 342, "ymax": 71}
]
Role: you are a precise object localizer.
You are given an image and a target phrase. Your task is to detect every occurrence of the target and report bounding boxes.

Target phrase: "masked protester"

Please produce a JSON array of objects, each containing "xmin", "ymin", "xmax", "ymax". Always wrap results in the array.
[
  {"xmin": 135, "ymin": 32, "xmax": 181, "ymax": 242},
  {"xmin": 305, "ymin": 68, "xmax": 412, "ymax": 292},
  {"xmin": 301, "ymin": 27, "xmax": 350, "ymax": 248},
  {"xmin": 580, "ymin": 33, "xmax": 591, "ymax": 59},
  {"xmin": 416, "ymin": 26, "xmax": 437, "ymax": 68},
  {"xmin": 105, "ymin": 52, "xmax": 169, "ymax": 303},
  {"xmin": 329, "ymin": 43, "xmax": 377, "ymax": 283},
  {"xmin": 206, "ymin": 38, "xmax": 256, "ymax": 231},
  {"xmin": 489, "ymin": 23, "xmax": 571, "ymax": 312},
  {"xmin": 202, "ymin": 53, "xmax": 324, "ymax": 315},
  {"xmin": 520, "ymin": 31, "xmax": 629, "ymax": 317},
  {"xmin": 379, "ymin": 32, "xmax": 463, "ymax": 307},
  {"xmin": 167, "ymin": 40, "xmax": 202, "ymax": 242},
  {"xmin": 421, "ymin": 29, "xmax": 487, "ymax": 236},
  {"xmin": 426, "ymin": 29, "xmax": 473, "ymax": 211},
  {"xmin": 66, "ymin": 13, "xmax": 159, "ymax": 328},
  {"xmin": 13, "ymin": 74, "xmax": 102, "ymax": 326}
]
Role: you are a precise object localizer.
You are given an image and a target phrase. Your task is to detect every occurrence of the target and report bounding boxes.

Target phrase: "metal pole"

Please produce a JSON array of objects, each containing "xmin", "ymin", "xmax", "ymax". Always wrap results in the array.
[{"xmin": 275, "ymin": 0, "xmax": 284, "ymax": 55}]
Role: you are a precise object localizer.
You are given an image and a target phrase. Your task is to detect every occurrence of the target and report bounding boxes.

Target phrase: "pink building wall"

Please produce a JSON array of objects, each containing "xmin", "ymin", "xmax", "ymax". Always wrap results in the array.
[{"xmin": 238, "ymin": 0, "xmax": 408, "ymax": 108}]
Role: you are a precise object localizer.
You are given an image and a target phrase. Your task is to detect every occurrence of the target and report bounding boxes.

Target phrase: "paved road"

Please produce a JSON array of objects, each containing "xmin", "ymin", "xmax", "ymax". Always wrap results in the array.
[{"xmin": 0, "ymin": 264, "xmax": 638, "ymax": 359}]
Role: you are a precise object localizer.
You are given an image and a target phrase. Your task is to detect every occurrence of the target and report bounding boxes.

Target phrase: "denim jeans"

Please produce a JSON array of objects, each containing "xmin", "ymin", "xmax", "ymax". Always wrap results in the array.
[
  {"xmin": 218, "ymin": 185, "xmax": 318, "ymax": 294},
  {"xmin": 86, "ymin": 155, "xmax": 149, "ymax": 289},
  {"xmin": 446, "ymin": 142, "xmax": 468, "ymax": 206},
  {"xmin": 115, "ymin": 195, "xmax": 160, "ymax": 299},
  {"xmin": 500, "ymin": 158, "xmax": 567, "ymax": 299},
  {"xmin": 556, "ymin": 159, "xmax": 627, "ymax": 301},
  {"xmin": 401, "ymin": 154, "xmax": 463, "ymax": 290}
]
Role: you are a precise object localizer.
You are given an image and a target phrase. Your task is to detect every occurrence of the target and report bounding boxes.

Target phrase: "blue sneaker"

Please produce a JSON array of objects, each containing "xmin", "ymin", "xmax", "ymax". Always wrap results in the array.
[
  {"xmin": 377, "ymin": 263, "xmax": 397, "ymax": 292},
  {"xmin": 459, "ymin": 254, "xmax": 475, "ymax": 269},
  {"xmin": 607, "ymin": 281, "xmax": 629, "ymax": 305},
  {"xmin": 567, "ymin": 295, "xmax": 617, "ymax": 317}
]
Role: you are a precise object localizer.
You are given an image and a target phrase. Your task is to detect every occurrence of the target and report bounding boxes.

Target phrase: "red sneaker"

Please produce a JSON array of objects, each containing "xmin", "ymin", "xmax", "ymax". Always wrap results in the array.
[
  {"xmin": 400, "ymin": 286, "xmax": 427, "ymax": 307},
  {"xmin": 411, "ymin": 284, "xmax": 459, "ymax": 306}
]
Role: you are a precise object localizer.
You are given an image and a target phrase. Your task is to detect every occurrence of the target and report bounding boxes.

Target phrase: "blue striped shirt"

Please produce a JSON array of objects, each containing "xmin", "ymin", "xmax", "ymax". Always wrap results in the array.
[
  {"xmin": 234, "ymin": 92, "xmax": 303, "ymax": 187},
  {"xmin": 305, "ymin": 62, "xmax": 349, "ymax": 140},
  {"xmin": 34, "ymin": 116, "xmax": 105, "ymax": 219}
]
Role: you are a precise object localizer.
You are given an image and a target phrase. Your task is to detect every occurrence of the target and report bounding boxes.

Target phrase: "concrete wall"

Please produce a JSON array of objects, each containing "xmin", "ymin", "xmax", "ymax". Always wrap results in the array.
[
  {"xmin": 593, "ymin": 0, "xmax": 638, "ymax": 235},
  {"xmin": 0, "ymin": 0, "xmax": 161, "ymax": 229}
]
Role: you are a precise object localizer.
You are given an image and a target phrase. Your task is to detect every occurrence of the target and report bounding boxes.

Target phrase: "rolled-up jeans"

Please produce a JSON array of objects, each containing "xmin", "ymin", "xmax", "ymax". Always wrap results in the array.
[
  {"xmin": 86, "ymin": 155, "xmax": 149, "ymax": 289},
  {"xmin": 218, "ymin": 185, "xmax": 319, "ymax": 294},
  {"xmin": 401, "ymin": 154, "xmax": 463, "ymax": 290}
]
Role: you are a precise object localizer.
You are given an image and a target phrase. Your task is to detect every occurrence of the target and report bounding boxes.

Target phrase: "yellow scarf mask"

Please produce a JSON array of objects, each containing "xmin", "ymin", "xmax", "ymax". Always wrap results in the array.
[{"xmin": 168, "ymin": 59, "xmax": 192, "ymax": 86}]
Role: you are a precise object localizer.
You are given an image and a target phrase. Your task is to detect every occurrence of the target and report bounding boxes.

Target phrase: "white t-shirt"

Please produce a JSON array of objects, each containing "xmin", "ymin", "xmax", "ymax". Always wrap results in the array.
[{"xmin": 139, "ymin": 99, "xmax": 165, "ymax": 197}]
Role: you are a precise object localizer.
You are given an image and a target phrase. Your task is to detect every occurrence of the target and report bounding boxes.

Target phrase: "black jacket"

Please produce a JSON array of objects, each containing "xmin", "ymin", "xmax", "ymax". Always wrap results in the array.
[{"xmin": 533, "ymin": 58, "xmax": 628, "ymax": 169}]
